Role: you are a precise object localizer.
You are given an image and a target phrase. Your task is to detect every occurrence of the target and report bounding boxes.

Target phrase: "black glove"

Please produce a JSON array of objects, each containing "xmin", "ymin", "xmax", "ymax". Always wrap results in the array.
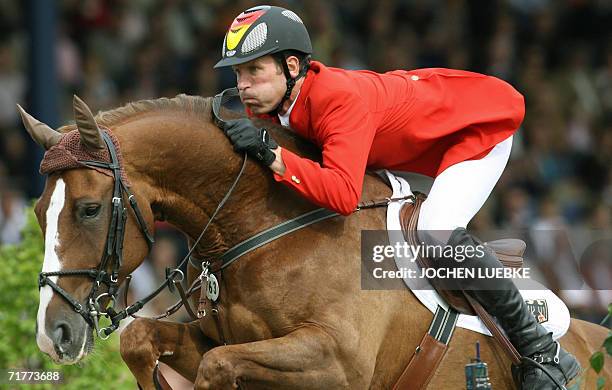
[{"xmin": 225, "ymin": 118, "xmax": 278, "ymax": 166}]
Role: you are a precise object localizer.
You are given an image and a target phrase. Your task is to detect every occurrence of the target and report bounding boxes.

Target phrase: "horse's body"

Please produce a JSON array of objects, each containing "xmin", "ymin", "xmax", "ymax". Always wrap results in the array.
[{"xmin": 26, "ymin": 96, "xmax": 609, "ymax": 389}]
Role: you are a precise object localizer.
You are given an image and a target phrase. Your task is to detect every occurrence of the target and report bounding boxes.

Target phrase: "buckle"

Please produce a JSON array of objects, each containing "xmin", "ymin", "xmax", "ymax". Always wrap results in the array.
[
  {"xmin": 532, "ymin": 354, "xmax": 546, "ymax": 364},
  {"xmin": 199, "ymin": 262, "xmax": 210, "ymax": 282},
  {"xmin": 112, "ymin": 197, "xmax": 122, "ymax": 205}
]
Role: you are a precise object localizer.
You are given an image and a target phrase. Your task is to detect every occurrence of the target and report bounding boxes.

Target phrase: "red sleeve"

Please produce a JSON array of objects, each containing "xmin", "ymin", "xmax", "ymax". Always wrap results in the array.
[{"xmin": 273, "ymin": 90, "xmax": 375, "ymax": 215}]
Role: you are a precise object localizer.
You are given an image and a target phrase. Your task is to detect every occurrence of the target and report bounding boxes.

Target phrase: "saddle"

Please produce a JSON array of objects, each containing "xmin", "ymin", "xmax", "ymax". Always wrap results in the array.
[
  {"xmin": 393, "ymin": 192, "xmax": 524, "ymax": 390},
  {"xmin": 399, "ymin": 192, "xmax": 526, "ymax": 315}
]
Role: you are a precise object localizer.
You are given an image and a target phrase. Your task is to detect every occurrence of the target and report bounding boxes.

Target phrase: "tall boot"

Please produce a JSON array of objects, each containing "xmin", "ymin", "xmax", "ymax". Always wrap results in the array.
[{"xmin": 444, "ymin": 228, "xmax": 580, "ymax": 389}]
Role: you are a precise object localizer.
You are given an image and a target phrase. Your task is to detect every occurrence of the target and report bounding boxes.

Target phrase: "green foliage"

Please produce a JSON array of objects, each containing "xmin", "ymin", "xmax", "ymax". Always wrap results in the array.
[
  {"xmin": 585, "ymin": 303, "xmax": 612, "ymax": 389},
  {"xmin": 0, "ymin": 205, "xmax": 136, "ymax": 389},
  {"xmin": 605, "ymin": 334, "xmax": 612, "ymax": 356},
  {"xmin": 590, "ymin": 351, "xmax": 604, "ymax": 374}
]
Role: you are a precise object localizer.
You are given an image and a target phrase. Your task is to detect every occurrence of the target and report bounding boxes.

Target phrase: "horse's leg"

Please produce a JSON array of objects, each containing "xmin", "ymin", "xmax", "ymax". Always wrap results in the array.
[
  {"xmin": 120, "ymin": 318, "xmax": 216, "ymax": 390},
  {"xmin": 194, "ymin": 326, "xmax": 358, "ymax": 390}
]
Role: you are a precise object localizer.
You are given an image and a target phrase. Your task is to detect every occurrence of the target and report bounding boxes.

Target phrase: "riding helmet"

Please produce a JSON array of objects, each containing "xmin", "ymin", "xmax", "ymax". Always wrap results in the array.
[{"xmin": 214, "ymin": 5, "xmax": 312, "ymax": 68}]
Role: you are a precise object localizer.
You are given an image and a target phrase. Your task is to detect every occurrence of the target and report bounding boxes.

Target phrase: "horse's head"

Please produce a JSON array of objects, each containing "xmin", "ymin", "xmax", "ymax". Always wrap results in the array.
[{"xmin": 19, "ymin": 96, "xmax": 154, "ymax": 364}]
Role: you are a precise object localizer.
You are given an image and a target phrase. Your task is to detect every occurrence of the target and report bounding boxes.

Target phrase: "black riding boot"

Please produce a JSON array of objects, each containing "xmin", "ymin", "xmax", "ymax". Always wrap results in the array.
[{"xmin": 445, "ymin": 228, "xmax": 580, "ymax": 389}]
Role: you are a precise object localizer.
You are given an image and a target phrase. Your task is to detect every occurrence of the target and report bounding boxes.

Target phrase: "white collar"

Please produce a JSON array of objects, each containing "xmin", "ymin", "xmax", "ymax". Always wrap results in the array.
[{"xmin": 278, "ymin": 91, "xmax": 300, "ymax": 127}]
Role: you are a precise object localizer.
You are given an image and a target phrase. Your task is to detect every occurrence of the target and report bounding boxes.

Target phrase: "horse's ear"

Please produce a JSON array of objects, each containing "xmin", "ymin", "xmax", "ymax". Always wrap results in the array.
[
  {"xmin": 73, "ymin": 95, "xmax": 105, "ymax": 151},
  {"xmin": 16, "ymin": 104, "xmax": 62, "ymax": 150}
]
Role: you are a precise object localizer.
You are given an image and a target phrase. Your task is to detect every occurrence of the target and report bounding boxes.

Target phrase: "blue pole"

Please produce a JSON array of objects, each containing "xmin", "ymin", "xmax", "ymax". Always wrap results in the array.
[{"xmin": 26, "ymin": 0, "xmax": 59, "ymax": 197}]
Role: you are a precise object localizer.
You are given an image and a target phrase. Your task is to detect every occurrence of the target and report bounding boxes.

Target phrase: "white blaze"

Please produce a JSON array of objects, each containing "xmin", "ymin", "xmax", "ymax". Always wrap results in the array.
[{"xmin": 36, "ymin": 178, "xmax": 66, "ymax": 358}]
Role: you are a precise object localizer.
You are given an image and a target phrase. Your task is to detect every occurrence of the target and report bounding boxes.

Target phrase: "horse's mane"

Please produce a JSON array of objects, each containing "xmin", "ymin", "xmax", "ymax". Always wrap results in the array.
[
  {"xmin": 57, "ymin": 93, "xmax": 321, "ymax": 161},
  {"xmin": 94, "ymin": 94, "xmax": 213, "ymax": 127}
]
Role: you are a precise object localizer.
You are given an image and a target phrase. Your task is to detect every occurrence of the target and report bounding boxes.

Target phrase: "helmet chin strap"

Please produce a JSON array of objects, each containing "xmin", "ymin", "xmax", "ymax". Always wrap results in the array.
[{"xmin": 271, "ymin": 53, "xmax": 310, "ymax": 115}]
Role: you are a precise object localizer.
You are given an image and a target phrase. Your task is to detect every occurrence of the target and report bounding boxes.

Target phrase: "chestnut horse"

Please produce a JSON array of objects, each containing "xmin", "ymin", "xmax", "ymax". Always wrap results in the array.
[{"xmin": 22, "ymin": 95, "xmax": 609, "ymax": 389}]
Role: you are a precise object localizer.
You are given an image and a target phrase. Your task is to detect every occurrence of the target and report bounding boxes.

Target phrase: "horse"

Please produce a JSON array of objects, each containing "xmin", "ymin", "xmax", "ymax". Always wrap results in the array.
[{"xmin": 21, "ymin": 95, "xmax": 610, "ymax": 389}]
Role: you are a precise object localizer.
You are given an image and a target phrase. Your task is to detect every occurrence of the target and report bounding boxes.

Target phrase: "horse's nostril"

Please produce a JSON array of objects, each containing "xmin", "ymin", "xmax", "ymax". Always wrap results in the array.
[{"xmin": 52, "ymin": 321, "xmax": 72, "ymax": 352}]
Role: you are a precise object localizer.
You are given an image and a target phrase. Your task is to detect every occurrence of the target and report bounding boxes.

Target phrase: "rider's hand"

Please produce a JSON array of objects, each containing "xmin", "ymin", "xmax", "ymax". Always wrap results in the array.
[{"xmin": 225, "ymin": 118, "xmax": 278, "ymax": 166}]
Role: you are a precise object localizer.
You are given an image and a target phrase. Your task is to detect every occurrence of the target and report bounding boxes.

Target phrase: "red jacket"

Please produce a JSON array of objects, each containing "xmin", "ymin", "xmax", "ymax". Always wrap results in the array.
[{"xmin": 251, "ymin": 61, "xmax": 524, "ymax": 215}]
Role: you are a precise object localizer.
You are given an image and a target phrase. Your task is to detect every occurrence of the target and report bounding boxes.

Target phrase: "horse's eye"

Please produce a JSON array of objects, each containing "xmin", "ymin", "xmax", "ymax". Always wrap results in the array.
[{"xmin": 84, "ymin": 205, "xmax": 101, "ymax": 218}]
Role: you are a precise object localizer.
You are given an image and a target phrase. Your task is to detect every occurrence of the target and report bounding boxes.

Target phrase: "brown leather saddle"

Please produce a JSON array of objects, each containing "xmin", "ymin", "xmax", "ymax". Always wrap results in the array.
[
  {"xmin": 399, "ymin": 192, "xmax": 526, "ymax": 316},
  {"xmin": 393, "ymin": 192, "xmax": 524, "ymax": 390}
]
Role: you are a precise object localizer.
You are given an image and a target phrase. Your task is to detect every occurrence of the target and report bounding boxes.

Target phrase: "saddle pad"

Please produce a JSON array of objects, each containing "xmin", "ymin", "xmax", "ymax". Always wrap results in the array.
[{"xmin": 382, "ymin": 170, "xmax": 570, "ymax": 340}]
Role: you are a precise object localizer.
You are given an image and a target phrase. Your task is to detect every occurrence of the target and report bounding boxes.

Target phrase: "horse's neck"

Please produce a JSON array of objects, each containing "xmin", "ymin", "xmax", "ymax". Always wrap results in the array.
[{"xmin": 115, "ymin": 113, "xmax": 313, "ymax": 257}]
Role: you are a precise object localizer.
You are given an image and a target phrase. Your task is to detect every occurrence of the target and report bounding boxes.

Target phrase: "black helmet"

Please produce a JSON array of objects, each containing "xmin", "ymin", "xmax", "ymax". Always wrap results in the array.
[{"xmin": 214, "ymin": 5, "xmax": 312, "ymax": 69}]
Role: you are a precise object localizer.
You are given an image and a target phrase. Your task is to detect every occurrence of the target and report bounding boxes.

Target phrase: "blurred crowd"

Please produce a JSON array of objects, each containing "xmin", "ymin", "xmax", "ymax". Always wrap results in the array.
[{"xmin": 0, "ymin": 0, "xmax": 610, "ymax": 324}]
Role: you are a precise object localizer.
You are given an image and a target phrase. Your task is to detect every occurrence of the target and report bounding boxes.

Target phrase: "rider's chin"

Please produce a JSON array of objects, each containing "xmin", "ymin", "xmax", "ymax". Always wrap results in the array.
[{"xmin": 244, "ymin": 101, "xmax": 257, "ymax": 110}]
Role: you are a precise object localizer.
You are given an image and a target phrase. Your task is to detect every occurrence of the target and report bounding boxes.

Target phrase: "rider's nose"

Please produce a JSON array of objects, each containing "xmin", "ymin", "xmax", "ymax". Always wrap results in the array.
[
  {"xmin": 51, "ymin": 320, "xmax": 73, "ymax": 355},
  {"xmin": 237, "ymin": 76, "xmax": 250, "ymax": 91}
]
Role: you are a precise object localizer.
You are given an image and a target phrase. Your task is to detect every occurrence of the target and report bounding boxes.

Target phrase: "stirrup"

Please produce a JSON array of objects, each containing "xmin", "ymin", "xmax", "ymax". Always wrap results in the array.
[{"xmin": 512, "ymin": 342, "xmax": 568, "ymax": 390}]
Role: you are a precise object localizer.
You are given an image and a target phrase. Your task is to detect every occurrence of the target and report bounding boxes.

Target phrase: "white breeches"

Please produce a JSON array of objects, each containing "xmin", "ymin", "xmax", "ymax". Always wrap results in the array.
[{"xmin": 417, "ymin": 135, "xmax": 513, "ymax": 241}]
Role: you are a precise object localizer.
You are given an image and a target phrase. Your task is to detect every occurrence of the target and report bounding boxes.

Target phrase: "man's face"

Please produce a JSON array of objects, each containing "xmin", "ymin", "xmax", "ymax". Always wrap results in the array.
[{"xmin": 232, "ymin": 55, "xmax": 286, "ymax": 115}]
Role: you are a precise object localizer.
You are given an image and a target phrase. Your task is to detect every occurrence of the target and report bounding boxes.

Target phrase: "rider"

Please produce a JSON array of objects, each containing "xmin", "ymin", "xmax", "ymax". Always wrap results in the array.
[{"xmin": 214, "ymin": 5, "xmax": 580, "ymax": 389}]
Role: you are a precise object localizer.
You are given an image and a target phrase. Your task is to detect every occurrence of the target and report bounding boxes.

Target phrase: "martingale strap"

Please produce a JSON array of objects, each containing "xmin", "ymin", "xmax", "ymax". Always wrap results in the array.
[
  {"xmin": 189, "ymin": 208, "xmax": 339, "ymax": 272},
  {"xmin": 187, "ymin": 207, "xmax": 339, "ymax": 346}
]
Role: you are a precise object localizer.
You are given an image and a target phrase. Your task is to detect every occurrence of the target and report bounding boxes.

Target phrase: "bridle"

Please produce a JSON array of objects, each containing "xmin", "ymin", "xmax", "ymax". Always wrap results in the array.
[
  {"xmin": 38, "ymin": 90, "xmax": 248, "ymax": 339},
  {"xmin": 38, "ymin": 130, "xmax": 156, "ymax": 337}
]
